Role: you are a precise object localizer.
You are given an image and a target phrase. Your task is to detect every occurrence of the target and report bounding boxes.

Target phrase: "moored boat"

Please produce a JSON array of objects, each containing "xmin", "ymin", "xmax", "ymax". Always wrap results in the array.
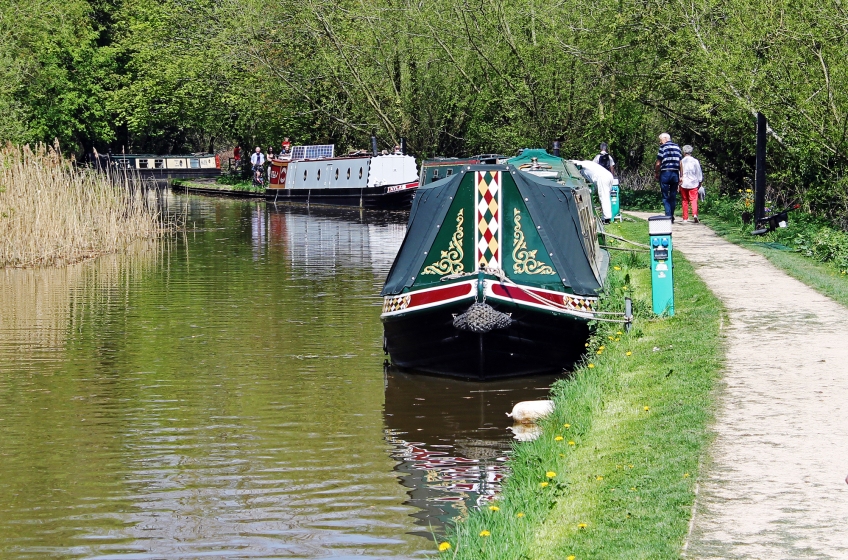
[
  {"xmin": 265, "ymin": 144, "xmax": 419, "ymax": 209},
  {"xmin": 419, "ymin": 154, "xmax": 507, "ymax": 185},
  {"xmin": 380, "ymin": 163, "xmax": 608, "ymax": 379},
  {"xmin": 108, "ymin": 153, "xmax": 221, "ymax": 182}
]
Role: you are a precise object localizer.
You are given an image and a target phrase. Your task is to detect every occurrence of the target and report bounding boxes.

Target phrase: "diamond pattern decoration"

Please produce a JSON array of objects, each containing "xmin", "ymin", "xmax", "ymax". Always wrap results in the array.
[{"xmin": 475, "ymin": 171, "xmax": 501, "ymax": 268}]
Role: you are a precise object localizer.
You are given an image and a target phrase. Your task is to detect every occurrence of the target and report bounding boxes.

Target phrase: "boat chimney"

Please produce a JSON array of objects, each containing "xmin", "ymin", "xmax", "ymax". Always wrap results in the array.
[
  {"xmin": 552, "ymin": 137, "xmax": 562, "ymax": 157},
  {"xmin": 400, "ymin": 137, "xmax": 407, "ymax": 155},
  {"xmin": 371, "ymin": 132, "xmax": 379, "ymax": 156}
]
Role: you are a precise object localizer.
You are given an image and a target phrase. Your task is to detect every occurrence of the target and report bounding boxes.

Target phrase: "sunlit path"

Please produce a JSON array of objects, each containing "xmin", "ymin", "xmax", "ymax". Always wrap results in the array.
[{"xmin": 629, "ymin": 212, "xmax": 848, "ymax": 558}]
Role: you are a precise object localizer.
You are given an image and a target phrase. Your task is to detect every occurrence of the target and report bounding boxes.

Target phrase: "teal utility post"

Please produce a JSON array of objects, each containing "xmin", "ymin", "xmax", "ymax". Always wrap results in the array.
[
  {"xmin": 648, "ymin": 216, "xmax": 674, "ymax": 316},
  {"xmin": 610, "ymin": 179, "xmax": 621, "ymax": 222}
]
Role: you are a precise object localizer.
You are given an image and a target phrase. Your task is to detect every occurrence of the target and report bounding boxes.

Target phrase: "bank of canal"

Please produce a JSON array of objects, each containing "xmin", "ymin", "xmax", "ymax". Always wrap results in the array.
[{"xmin": 0, "ymin": 193, "xmax": 557, "ymax": 558}]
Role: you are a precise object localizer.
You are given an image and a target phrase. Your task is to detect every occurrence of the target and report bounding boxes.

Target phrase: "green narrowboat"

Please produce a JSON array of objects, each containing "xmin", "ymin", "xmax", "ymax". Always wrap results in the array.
[{"xmin": 380, "ymin": 164, "xmax": 608, "ymax": 379}]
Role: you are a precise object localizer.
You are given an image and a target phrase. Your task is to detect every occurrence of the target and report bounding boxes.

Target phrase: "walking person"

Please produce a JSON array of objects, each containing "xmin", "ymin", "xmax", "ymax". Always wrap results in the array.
[
  {"xmin": 654, "ymin": 133, "xmax": 683, "ymax": 222},
  {"xmin": 592, "ymin": 142, "xmax": 616, "ymax": 177},
  {"xmin": 680, "ymin": 145, "xmax": 704, "ymax": 223}
]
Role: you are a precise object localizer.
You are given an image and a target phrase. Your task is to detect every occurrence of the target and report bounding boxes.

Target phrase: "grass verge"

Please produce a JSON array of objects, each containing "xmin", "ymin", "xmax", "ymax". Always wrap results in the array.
[
  {"xmin": 438, "ymin": 217, "xmax": 724, "ymax": 559},
  {"xmin": 172, "ymin": 178, "xmax": 266, "ymax": 193}
]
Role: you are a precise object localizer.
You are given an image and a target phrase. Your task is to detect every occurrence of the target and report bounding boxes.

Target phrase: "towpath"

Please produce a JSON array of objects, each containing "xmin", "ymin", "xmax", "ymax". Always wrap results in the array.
[{"xmin": 627, "ymin": 212, "xmax": 848, "ymax": 559}]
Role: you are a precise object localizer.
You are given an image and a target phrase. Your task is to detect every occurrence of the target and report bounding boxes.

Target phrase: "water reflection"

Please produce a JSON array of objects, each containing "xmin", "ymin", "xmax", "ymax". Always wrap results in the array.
[
  {"xmin": 0, "ymin": 195, "xmax": 558, "ymax": 558},
  {"xmin": 383, "ymin": 367, "xmax": 559, "ymax": 532}
]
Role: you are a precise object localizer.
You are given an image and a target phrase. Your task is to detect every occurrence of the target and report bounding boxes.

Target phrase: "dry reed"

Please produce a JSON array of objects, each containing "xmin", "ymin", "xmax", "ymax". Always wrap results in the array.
[{"xmin": 0, "ymin": 143, "xmax": 167, "ymax": 268}]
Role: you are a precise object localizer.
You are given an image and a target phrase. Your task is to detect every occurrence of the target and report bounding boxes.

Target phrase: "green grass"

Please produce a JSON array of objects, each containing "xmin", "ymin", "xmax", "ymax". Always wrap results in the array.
[
  {"xmin": 172, "ymin": 178, "xmax": 265, "ymax": 193},
  {"xmin": 438, "ymin": 218, "xmax": 725, "ymax": 559},
  {"xmin": 698, "ymin": 215, "xmax": 848, "ymax": 309}
]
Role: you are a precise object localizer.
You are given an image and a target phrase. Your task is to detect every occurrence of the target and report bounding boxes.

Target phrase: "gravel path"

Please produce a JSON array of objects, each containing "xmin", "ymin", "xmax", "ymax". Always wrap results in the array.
[{"xmin": 627, "ymin": 213, "xmax": 848, "ymax": 559}]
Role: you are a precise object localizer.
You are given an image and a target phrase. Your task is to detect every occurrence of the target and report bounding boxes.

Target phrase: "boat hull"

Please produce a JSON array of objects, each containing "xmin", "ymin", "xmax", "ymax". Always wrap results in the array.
[
  {"xmin": 265, "ymin": 184, "xmax": 416, "ymax": 209},
  {"xmin": 382, "ymin": 295, "xmax": 591, "ymax": 380}
]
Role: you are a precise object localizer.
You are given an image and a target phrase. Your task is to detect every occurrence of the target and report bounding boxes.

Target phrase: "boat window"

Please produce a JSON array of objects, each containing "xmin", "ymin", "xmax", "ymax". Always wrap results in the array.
[
  {"xmin": 189, "ymin": 158, "xmax": 200, "ymax": 168},
  {"xmin": 304, "ymin": 169, "xmax": 308, "ymax": 181},
  {"xmin": 446, "ymin": 169, "xmax": 453, "ymax": 176},
  {"xmin": 359, "ymin": 167, "xmax": 363, "ymax": 179},
  {"xmin": 138, "ymin": 159, "xmax": 149, "ymax": 169},
  {"xmin": 335, "ymin": 168, "xmax": 339, "ymax": 180},
  {"xmin": 317, "ymin": 169, "xmax": 321, "ymax": 180},
  {"xmin": 347, "ymin": 168, "xmax": 351, "ymax": 180},
  {"xmin": 432, "ymin": 169, "xmax": 440, "ymax": 181},
  {"xmin": 154, "ymin": 159, "xmax": 164, "ymax": 169}
]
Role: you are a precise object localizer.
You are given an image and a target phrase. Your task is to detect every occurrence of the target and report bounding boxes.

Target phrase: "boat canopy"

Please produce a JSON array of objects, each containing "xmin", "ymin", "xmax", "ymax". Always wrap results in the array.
[{"xmin": 382, "ymin": 164, "xmax": 606, "ymax": 297}]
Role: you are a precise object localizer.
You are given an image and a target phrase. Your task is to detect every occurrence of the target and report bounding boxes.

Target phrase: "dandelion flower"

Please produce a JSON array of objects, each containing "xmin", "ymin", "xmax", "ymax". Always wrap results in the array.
[
  {"xmin": 613, "ymin": 266, "xmax": 621, "ymax": 271},
  {"xmin": 568, "ymin": 556, "xmax": 576, "ymax": 560},
  {"xmin": 615, "ymin": 337, "xmax": 620, "ymax": 342},
  {"xmin": 564, "ymin": 423, "xmax": 571, "ymax": 428},
  {"xmin": 616, "ymin": 331, "xmax": 623, "ymax": 335},
  {"xmin": 746, "ymin": 188, "xmax": 752, "ymax": 193},
  {"xmin": 599, "ymin": 345, "xmax": 605, "ymax": 350},
  {"xmin": 438, "ymin": 542, "xmax": 451, "ymax": 552},
  {"xmin": 489, "ymin": 505, "xmax": 500, "ymax": 511},
  {"xmin": 546, "ymin": 471, "xmax": 557, "ymax": 478},
  {"xmin": 555, "ymin": 436, "xmax": 564, "ymax": 441},
  {"xmin": 584, "ymin": 342, "xmax": 589, "ymax": 347},
  {"xmin": 608, "ymin": 336, "xmax": 614, "ymax": 340},
  {"xmin": 568, "ymin": 441, "xmax": 575, "ymax": 446},
  {"xmin": 479, "ymin": 530, "xmax": 491, "ymax": 537},
  {"xmin": 629, "ymin": 464, "xmax": 634, "ymax": 468},
  {"xmin": 539, "ymin": 481, "xmax": 549, "ymax": 488},
  {"xmin": 643, "ymin": 406, "xmax": 650, "ymax": 411},
  {"xmin": 516, "ymin": 512, "xmax": 525, "ymax": 518},
  {"xmin": 683, "ymin": 473, "xmax": 690, "ymax": 478},
  {"xmin": 596, "ymin": 350, "xmax": 603, "ymax": 355},
  {"xmin": 630, "ymin": 487, "xmax": 636, "ymax": 491},
  {"xmin": 588, "ymin": 363, "xmax": 595, "ymax": 369},
  {"xmin": 596, "ymin": 475, "xmax": 604, "ymax": 481},
  {"xmin": 626, "ymin": 351, "xmax": 632, "ymax": 356},
  {"xmin": 578, "ymin": 523, "xmax": 587, "ymax": 529}
]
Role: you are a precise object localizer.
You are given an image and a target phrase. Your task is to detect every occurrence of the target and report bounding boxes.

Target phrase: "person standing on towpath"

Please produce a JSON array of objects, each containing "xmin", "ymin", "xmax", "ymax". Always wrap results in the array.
[
  {"xmin": 679, "ymin": 144, "xmax": 703, "ymax": 223},
  {"xmin": 593, "ymin": 142, "xmax": 616, "ymax": 177},
  {"xmin": 655, "ymin": 133, "xmax": 683, "ymax": 222}
]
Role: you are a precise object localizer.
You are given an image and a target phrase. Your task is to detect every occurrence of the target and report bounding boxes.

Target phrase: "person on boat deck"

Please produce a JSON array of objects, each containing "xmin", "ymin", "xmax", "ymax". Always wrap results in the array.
[
  {"xmin": 576, "ymin": 160, "xmax": 614, "ymax": 224},
  {"xmin": 251, "ymin": 147, "xmax": 265, "ymax": 173},
  {"xmin": 655, "ymin": 133, "xmax": 683, "ymax": 222},
  {"xmin": 679, "ymin": 145, "xmax": 704, "ymax": 223},
  {"xmin": 281, "ymin": 137, "xmax": 291, "ymax": 154},
  {"xmin": 592, "ymin": 142, "xmax": 616, "ymax": 177},
  {"xmin": 393, "ymin": 144, "xmax": 402, "ymax": 154}
]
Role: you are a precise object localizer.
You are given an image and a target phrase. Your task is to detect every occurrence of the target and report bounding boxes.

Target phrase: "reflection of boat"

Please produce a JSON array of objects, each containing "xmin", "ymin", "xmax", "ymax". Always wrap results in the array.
[
  {"xmin": 380, "ymin": 164, "xmax": 608, "ymax": 379},
  {"xmin": 264, "ymin": 204, "xmax": 408, "ymax": 279},
  {"xmin": 265, "ymin": 144, "xmax": 419, "ymax": 209},
  {"xmin": 382, "ymin": 367, "xmax": 558, "ymax": 530}
]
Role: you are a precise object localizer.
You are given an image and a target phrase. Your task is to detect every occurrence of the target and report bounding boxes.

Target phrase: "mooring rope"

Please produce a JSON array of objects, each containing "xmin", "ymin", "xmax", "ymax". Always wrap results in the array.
[{"xmin": 602, "ymin": 233, "xmax": 651, "ymax": 248}]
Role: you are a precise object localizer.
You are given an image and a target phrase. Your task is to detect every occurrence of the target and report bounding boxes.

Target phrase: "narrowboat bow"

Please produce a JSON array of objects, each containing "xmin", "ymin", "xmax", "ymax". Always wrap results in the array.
[{"xmin": 381, "ymin": 164, "xmax": 608, "ymax": 379}]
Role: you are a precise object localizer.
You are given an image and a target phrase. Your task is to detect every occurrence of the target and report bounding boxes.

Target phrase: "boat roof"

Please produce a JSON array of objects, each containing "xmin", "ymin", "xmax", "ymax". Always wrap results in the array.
[
  {"xmin": 382, "ymin": 164, "xmax": 606, "ymax": 297},
  {"xmin": 507, "ymin": 149, "xmax": 587, "ymax": 186}
]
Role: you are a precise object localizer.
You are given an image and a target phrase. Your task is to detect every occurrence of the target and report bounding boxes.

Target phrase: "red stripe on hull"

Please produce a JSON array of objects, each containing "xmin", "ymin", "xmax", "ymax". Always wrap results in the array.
[
  {"xmin": 408, "ymin": 283, "xmax": 474, "ymax": 307},
  {"xmin": 491, "ymin": 283, "xmax": 563, "ymax": 306}
]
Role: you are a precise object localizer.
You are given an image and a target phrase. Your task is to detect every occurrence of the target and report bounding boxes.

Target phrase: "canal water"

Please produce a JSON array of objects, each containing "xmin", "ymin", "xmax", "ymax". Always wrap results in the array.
[{"xmin": 0, "ymin": 194, "xmax": 558, "ymax": 559}]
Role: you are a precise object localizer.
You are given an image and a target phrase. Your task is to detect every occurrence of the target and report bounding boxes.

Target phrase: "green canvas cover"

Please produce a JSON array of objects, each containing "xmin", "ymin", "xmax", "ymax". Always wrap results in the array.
[
  {"xmin": 382, "ymin": 165, "xmax": 606, "ymax": 297},
  {"xmin": 382, "ymin": 173, "xmax": 461, "ymax": 295}
]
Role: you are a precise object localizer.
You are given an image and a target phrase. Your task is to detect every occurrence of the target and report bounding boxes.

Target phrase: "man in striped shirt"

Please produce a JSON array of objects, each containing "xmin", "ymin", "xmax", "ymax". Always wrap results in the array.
[{"xmin": 654, "ymin": 133, "xmax": 683, "ymax": 221}]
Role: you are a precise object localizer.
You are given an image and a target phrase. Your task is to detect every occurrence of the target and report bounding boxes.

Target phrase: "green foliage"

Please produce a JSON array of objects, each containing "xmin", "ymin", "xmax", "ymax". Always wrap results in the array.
[{"xmin": 2, "ymin": 0, "xmax": 848, "ymax": 225}]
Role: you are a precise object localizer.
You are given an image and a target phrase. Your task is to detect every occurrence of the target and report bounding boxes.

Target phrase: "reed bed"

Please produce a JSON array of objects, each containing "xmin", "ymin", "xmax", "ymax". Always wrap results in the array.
[{"xmin": 0, "ymin": 143, "xmax": 167, "ymax": 268}]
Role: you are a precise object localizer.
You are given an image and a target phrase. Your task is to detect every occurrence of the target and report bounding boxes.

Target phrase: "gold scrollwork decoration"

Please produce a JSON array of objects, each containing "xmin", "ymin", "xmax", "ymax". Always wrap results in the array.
[
  {"xmin": 423, "ymin": 208, "xmax": 465, "ymax": 275},
  {"xmin": 513, "ymin": 208, "xmax": 555, "ymax": 275}
]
